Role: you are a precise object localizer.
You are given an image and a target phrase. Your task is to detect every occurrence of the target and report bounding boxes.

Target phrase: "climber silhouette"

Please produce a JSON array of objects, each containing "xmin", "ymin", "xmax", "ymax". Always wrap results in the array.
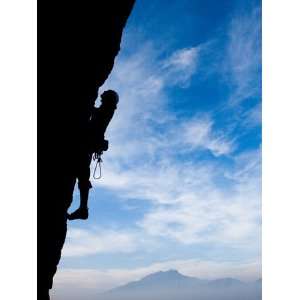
[{"xmin": 67, "ymin": 90, "xmax": 119, "ymax": 220}]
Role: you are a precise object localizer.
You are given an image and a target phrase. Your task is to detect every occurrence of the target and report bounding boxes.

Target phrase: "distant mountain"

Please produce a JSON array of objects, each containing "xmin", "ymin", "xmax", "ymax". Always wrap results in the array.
[
  {"xmin": 110, "ymin": 269, "xmax": 206, "ymax": 292},
  {"xmin": 207, "ymin": 277, "xmax": 244, "ymax": 287},
  {"xmin": 101, "ymin": 269, "xmax": 262, "ymax": 300}
]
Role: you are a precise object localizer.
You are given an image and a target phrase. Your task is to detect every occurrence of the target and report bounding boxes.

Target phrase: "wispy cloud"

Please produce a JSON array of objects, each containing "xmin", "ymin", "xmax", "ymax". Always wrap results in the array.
[
  {"xmin": 223, "ymin": 7, "xmax": 261, "ymax": 105},
  {"xmin": 89, "ymin": 145, "xmax": 260, "ymax": 249},
  {"xmin": 62, "ymin": 228, "xmax": 139, "ymax": 257},
  {"xmin": 162, "ymin": 46, "xmax": 202, "ymax": 87},
  {"xmin": 138, "ymin": 149, "xmax": 261, "ymax": 246},
  {"xmin": 241, "ymin": 102, "xmax": 262, "ymax": 128},
  {"xmin": 182, "ymin": 116, "xmax": 235, "ymax": 156}
]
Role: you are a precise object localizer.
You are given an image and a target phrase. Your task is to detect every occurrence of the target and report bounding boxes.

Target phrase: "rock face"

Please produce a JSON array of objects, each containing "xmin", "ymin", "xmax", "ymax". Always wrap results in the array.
[{"xmin": 38, "ymin": 1, "xmax": 135, "ymax": 299}]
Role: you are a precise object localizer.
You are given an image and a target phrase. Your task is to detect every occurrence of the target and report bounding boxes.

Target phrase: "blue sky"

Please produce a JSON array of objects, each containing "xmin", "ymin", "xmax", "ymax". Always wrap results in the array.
[{"xmin": 52, "ymin": 0, "xmax": 261, "ymax": 297}]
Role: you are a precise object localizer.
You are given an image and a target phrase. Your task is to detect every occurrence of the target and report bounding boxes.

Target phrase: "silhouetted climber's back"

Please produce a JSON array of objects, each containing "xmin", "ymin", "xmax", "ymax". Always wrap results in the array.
[{"xmin": 67, "ymin": 90, "xmax": 119, "ymax": 220}]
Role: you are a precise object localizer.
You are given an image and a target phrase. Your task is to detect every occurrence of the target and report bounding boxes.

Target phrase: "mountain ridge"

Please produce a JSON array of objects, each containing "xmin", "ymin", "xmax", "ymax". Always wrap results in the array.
[{"xmin": 101, "ymin": 269, "xmax": 262, "ymax": 300}]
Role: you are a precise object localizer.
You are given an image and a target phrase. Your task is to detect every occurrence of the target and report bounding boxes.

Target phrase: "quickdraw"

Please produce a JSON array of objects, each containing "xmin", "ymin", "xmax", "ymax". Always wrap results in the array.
[{"xmin": 92, "ymin": 152, "xmax": 103, "ymax": 179}]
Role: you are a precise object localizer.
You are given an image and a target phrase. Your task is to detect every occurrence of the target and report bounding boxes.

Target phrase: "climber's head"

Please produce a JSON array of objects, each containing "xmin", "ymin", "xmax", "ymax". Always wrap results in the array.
[{"xmin": 101, "ymin": 90, "xmax": 119, "ymax": 106}]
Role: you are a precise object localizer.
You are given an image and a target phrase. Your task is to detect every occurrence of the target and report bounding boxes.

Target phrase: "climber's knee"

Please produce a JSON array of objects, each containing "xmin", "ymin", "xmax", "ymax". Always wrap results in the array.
[{"xmin": 78, "ymin": 180, "xmax": 92, "ymax": 191}]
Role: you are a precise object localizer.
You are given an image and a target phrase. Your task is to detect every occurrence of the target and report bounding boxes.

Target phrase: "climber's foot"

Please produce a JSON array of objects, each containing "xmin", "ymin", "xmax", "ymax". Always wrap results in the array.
[{"xmin": 67, "ymin": 207, "xmax": 89, "ymax": 220}]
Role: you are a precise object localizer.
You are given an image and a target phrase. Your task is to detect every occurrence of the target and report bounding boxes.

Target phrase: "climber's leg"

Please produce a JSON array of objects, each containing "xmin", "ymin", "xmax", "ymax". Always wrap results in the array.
[{"xmin": 67, "ymin": 179, "xmax": 92, "ymax": 220}]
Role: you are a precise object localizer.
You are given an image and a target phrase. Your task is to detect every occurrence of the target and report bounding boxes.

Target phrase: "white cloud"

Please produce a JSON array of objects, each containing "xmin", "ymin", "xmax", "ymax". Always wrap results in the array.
[
  {"xmin": 162, "ymin": 46, "xmax": 202, "ymax": 87},
  {"xmin": 224, "ymin": 7, "xmax": 261, "ymax": 105},
  {"xmin": 62, "ymin": 228, "xmax": 139, "ymax": 257},
  {"xmin": 182, "ymin": 116, "xmax": 235, "ymax": 156},
  {"xmin": 139, "ymin": 176, "xmax": 260, "ymax": 246},
  {"xmin": 99, "ymin": 159, "xmax": 215, "ymax": 205},
  {"xmin": 225, "ymin": 148, "xmax": 261, "ymax": 183},
  {"xmin": 241, "ymin": 103, "xmax": 262, "ymax": 128},
  {"xmin": 165, "ymin": 47, "xmax": 200, "ymax": 70},
  {"xmin": 91, "ymin": 147, "xmax": 261, "ymax": 250}
]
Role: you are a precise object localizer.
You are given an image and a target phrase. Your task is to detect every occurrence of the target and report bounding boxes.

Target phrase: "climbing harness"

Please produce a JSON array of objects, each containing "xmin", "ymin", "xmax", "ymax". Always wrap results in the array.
[{"xmin": 92, "ymin": 152, "xmax": 103, "ymax": 179}]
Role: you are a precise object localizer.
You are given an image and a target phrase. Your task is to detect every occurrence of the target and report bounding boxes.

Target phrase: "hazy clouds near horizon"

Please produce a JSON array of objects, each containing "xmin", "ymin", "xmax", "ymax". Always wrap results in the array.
[
  {"xmin": 52, "ymin": 273, "xmax": 261, "ymax": 300},
  {"xmin": 52, "ymin": 286, "xmax": 261, "ymax": 300}
]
